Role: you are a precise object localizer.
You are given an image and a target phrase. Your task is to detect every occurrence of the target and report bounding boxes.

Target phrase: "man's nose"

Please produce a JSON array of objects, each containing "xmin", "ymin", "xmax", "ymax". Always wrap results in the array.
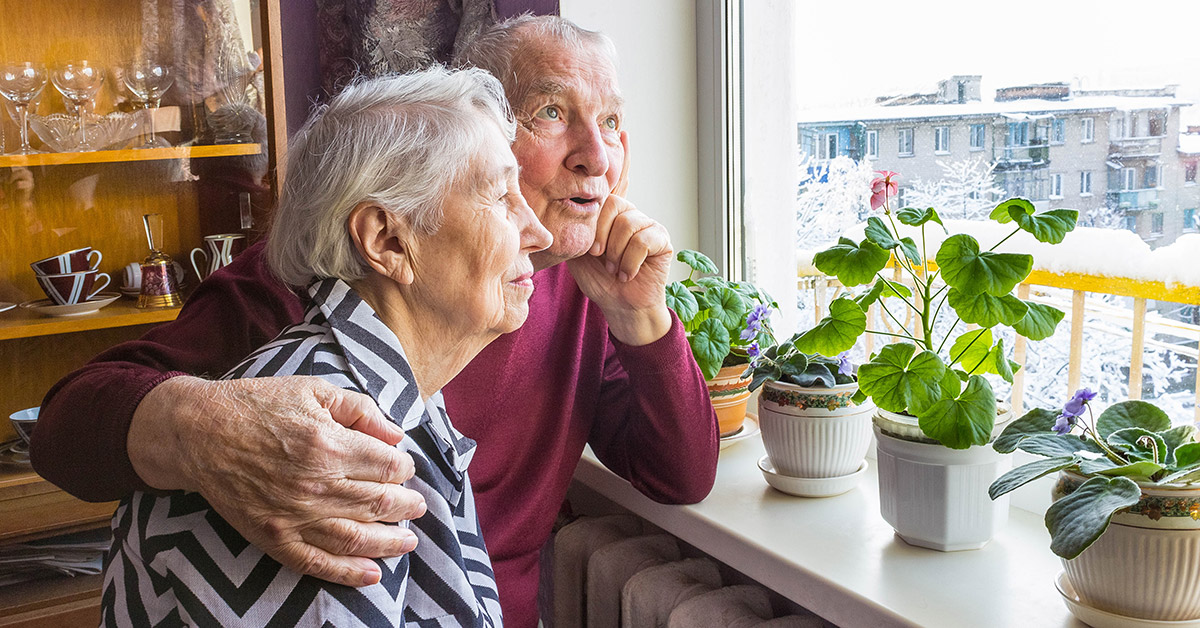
[{"xmin": 564, "ymin": 121, "xmax": 610, "ymax": 178}]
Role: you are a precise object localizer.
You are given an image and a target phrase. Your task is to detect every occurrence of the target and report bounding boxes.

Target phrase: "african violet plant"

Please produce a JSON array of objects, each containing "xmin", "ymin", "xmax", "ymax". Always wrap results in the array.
[
  {"xmin": 988, "ymin": 391, "xmax": 1200, "ymax": 558},
  {"xmin": 797, "ymin": 171, "xmax": 1079, "ymax": 449},
  {"xmin": 665, "ymin": 250, "xmax": 776, "ymax": 380},
  {"xmin": 746, "ymin": 337, "xmax": 856, "ymax": 393}
]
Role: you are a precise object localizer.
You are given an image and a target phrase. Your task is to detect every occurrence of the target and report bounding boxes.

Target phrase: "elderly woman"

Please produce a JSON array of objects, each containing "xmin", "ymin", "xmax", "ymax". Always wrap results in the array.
[{"xmin": 100, "ymin": 67, "xmax": 550, "ymax": 627}]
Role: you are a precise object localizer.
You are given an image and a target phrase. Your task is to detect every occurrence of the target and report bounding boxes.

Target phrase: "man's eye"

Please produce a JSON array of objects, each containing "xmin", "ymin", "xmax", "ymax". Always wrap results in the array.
[
  {"xmin": 603, "ymin": 116, "xmax": 618, "ymax": 130},
  {"xmin": 536, "ymin": 106, "xmax": 561, "ymax": 121}
]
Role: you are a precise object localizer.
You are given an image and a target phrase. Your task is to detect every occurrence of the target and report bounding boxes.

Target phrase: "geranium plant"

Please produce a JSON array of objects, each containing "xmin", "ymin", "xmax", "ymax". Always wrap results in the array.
[
  {"xmin": 988, "ymin": 391, "xmax": 1200, "ymax": 558},
  {"xmin": 798, "ymin": 170, "xmax": 1079, "ymax": 448},
  {"xmin": 666, "ymin": 249, "xmax": 776, "ymax": 380}
]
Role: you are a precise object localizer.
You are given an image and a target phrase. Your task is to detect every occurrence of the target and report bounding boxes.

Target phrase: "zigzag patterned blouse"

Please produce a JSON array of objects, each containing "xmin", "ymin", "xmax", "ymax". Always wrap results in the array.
[{"xmin": 101, "ymin": 278, "xmax": 502, "ymax": 627}]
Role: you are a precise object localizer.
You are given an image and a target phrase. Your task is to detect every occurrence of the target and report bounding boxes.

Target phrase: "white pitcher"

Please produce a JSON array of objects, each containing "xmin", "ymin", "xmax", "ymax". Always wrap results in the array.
[{"xmin": 190, "ymin": 233, "xmax": 245, "ymax": 281}]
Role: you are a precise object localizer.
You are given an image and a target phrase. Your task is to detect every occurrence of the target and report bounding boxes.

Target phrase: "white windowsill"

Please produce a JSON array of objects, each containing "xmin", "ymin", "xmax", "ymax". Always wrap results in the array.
[{"xmin": 572, "ymin": 439, "xmax": 1074, "ymax": 628}]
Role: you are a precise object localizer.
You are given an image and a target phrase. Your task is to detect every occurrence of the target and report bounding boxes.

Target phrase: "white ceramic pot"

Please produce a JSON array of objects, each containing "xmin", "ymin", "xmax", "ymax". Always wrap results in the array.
[
  {"xmin": 1055, "ymin": 472, "xmax": 1200, "ymax": 621},
  {"xmin": 757, "ymin": 381, "xmax": 873, "ymax": 478},
  {"xmin": 874, "ymin": 413, "xmax": 1014, "ymax": 551}
]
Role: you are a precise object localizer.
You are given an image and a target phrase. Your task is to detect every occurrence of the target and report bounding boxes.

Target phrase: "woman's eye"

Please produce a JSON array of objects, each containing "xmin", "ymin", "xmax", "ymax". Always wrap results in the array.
[
  {"xmin": 603, "ymin": 116, "xmax": 618, "ymax": 130},
  {"xmin": 536, "ymin": 106, "xmax": 561, "ymax": 121}
]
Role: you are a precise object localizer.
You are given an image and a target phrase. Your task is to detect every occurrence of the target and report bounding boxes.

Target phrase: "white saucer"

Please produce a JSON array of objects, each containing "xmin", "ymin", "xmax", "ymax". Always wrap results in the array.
[
  {"xmin": 719, "ymin": 413, "xmax": 760, "ymax": 450},
  {"xmin": 0, "ymin": 440, "xmax": 31, "ymax": 468},
  {"xmin": 1055, "ymin": 572, "xmax": 1200, "ymax": 627},
  {"xmin": 20, "ymin": 293, "xmax": 121, "ymax": 317},
  {"xmin": 0, "ymin": 302, "xmax": 15, "ymax": 314},
  {"xmin": 120, "ymin": 286, "xmax": 141, "ymax": 297},
  {"xmin": 758, "ymin": 455, "xmax": 867, "ymax": 497}
]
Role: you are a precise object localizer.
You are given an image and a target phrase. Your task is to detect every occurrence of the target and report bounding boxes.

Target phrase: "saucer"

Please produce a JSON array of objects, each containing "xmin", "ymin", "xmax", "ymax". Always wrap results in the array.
[
  {"xmin": 120, "ymin": 286, "xmax": 141, "ymax": 297},
  {"xmin": 0, "ymin": 440, "xmax": 31, "ymax": 468},
  {"xmin": 719, "ymin": 413, "xmax": 760, "ymax": 450},
  {"xmin": 758, "ymin": 455, "xmax": 867, "ymax": 497},
  {"xmin": 0, "ymin": 302, "xmax": 15, "ymax": 314},
  {"xmin": 1055, "ymin": 572, "xmax": 1200, "ymax": 627},
  {"xmin": 20, "ymin": 293, "xmax": 120, "ymax": 317}
]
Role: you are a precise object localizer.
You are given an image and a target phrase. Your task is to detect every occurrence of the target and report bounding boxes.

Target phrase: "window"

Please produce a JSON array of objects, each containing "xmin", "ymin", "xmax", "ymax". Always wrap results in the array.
[
  {"xmin": 1145, "ymin": 165, "xmax": 1159, "ymax": 188},
  {"xmin": 1124, "ymin": 215, "xmax": 1138, "ymax": 232},
  {"xmin": 1151, "ymin": 212, "xmax": 1164, "ymax": 235},
  {"xmin": 1187, "ymin": 162, "xmax": 1198, "ymax": 184},
  {"xmin": 1122, "ymin": 168, "xmax": 1136, "ymax": 191},
  {"xmin": 866, "ymin": 129, "xmax": 878, "ymax": 159},
  {"xmin": 1052, "ymin": 119, "xmax": 1065, "ymax": 144},
  {"xmin": 1080, "ymin": 171, "xmax": 1093, "ymax": 196},
  {"xmin": 1185, "ymin": 209, "xmax": 1197, "ymax": 231},
  {"xmin": 1081, "ymin": 117, "xmax": 1095, "ymax": 143},
  {"xmin": 969, "ymin": 124, "xmax": 985, "ymax": 150},
  {"xmin": 1049, "ymin": 173, "xmax": 1063, "ymax": 198},
  {"xmin": 1007, "ymin": 122, "xmax": 1029, "ymax": 147},
  {"xmin": 819, "ymin": 132, "xmax": 838, "ymax": 159},
  {"xmin": 898, "ymin": 128, "xmax": 914, "ymax": 156},
  {"xmin": 934, "ymin": 126, "xmax": 950, "ymax": 153}
]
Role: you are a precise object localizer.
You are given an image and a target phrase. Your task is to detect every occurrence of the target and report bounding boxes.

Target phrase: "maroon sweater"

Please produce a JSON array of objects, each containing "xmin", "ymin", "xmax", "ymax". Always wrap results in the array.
[{"xmin": 31, "ymin": 241, "xmax": 719, "ymax": 628}]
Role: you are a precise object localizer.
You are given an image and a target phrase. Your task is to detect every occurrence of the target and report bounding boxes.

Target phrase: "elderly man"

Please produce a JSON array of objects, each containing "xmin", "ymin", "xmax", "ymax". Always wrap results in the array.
[{"xmin": 31, "ymin": 15, "xmax": 717, "ymax": 628}]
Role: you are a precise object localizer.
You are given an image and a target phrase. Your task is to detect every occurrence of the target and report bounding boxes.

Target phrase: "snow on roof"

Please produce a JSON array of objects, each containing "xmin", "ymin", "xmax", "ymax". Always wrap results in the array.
[
  {"xmin": 1179, "ymin": 133, "xmax": 1200, "ymax": 155},
  {"xmin": 797, "ymin": 95, "xmax": 1191, "ymax": 126},
  {"xmin": 799, "ymin": 219, "xmax": 1200, "ymax": 291}
]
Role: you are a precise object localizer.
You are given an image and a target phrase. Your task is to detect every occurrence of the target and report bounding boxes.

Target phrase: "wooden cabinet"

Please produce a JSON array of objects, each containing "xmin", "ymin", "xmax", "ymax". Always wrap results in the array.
[{"xmin": 0, "ymin": 0, "xmax": 286, "ymax": 622}]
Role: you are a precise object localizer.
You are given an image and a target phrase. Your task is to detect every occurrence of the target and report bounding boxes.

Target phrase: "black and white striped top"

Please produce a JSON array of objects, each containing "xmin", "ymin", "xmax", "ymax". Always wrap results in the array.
[{"xmin": 101, "ymin": 278, "xmax": 502, "ymax": 627}]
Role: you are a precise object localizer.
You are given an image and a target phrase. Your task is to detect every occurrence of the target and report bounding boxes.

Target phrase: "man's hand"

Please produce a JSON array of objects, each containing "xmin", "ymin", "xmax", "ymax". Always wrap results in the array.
[
  {"xmin": 128, "ymin": 375, "xmax": 427, "ymax": 587},
  {"xmin": 567, "ymin": 131, "xmax": 674, "ymax": 345}
]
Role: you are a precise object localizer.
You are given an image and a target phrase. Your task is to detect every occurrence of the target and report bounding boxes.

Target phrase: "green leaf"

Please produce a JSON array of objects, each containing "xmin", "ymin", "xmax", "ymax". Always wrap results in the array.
[
  {"xmin": 1018, "ymin": 434, "xmax": 1106, "ymax": 458},
  {"xmin": 949, "ymin": 329, "xmax": 992, "ymax": 368},
  {"xmin": 896, "ymin": 206, "xmax": 947, "ymax": 232},
  {"xmin": 677, "ymin": 249, "xmax": 718, "ymax": 274},
  {"xmin": 1046, "ymin": 476, "xmax": 1141, "ymax": 559},
  {"xmin": 666, "ymin": 282, "xmax": 699, "ymax": 323},
  {"xmin": 939, "ymin": 367, "xmax": 962, "ymax": 398},
  {"xmin": 855, "ymin": 278, "xmax": 913, "ymax": 310},
  {"xmin": 1078, "ymin": 457, "xmax": 1120, "ymax": 475},
  {"xmin": 778, "ymin": 352, "xmax": 809, "ymax": 376},
  {"xmin": 935, "ymin": 234, "xmax": 1033, "ymax": 296},
  {"xmin": 947, "ymin": 289, "xmax": 1028, "ymax": 328},
  {"xmin": 918, "ymin": 374, "xmax": 995, "ymax": 448},
  {"xmin": 899, "ymin": 237, "xmax": 922, "ymax": 266},
  {"xmin": 688, "ymin": 318, "xmax": 730, "ymax": 380},
  {"xmin": 1096, "ymin": 400, "xmax": 1171, "ymax": 440},
  {"xmin": 1108, "ymin": 428, "xmax": 1168, "ymax": 463},
  {"xmin": 865, "ymin": 216, "xmax": 900, "ymax": 249},
  {"xmin": 1161, "ymin": 425, "xmax": 1198, "ymax": 465},
  {"xmin": 858, "ymin": 343, "xmax": 947, "ymax": 414},
  {"xmin": 1012, "ymin": 301, "xmax": 1065, "ymax": 341},
  {"xmin": 1007, "ymin": 203, "xmax": 1080, "ymax": 245},
  {"xmin": 989, "ymin": 198, "xmax": 1032, "ymax": 224},
  {"xmin": 1094, "ymin": 460, "xmax": 1164, "ymax": 479},
  {"xmin": 1173, "ymin": 442, "xmax": 1200, "ymax": 469},
  {"xmin": 695, "ymin": 276, "xmax": 725, "ymax": 291},
  {"xmin": 994, "ymin": 408, "xmax": 1059, "ymax": 453},
  {"xmin": 794, "ymin": 297, "xmax": 866, "ymax": 356},
  {"xmin": 813, "ymin": 237, "xmax": 891, "ymax": 287},
  {"xmin": 990, "ymin": 339, "xmax": 1015, "ymax": 383},
  {"xmin": 1161, "ymin": 466, "xmax": 1200, "ymax": 484},
  {"xmin": 990, "ymin": 455, "xmax": 1079, "ymax": 499},
  {"xmin": 792, "ymin": 363, "xmax": 835, "ymax": 388},
  {"xmin": 701, "ymin": 287, "xmax": 748, "ymax": 333},
  {"xmin": 850, "ymin": 388, "xmax": 868, "ymax": 405},
  {"xmin": 748, "ymin": 364, "xmax": 782, "ymax": 393}
]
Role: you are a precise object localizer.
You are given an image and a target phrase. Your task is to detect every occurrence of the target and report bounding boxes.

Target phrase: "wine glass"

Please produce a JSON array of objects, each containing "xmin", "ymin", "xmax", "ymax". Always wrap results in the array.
[
  {"xmin": 0, "ymin": 62, "xmax": 47, "ymax": 154},
  {"xmin": 51, "ymin": 61, "xmax": 104, "ymax": 151},
  {"xmin": 122, "ymin": 60, "xmax": 172, "ymax": 148}
]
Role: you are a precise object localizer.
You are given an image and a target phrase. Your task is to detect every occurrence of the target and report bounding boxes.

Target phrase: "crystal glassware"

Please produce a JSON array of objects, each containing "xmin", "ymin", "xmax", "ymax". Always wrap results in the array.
[
  {"xmin": 51, "ymin": 61, "xmax": 104, "ymax": 151},
  {"xmin": 122, "ymin": 60, "xmax": 173, "ymax": 148},
  {"xmin": 0, "ymin": 62, "xmax": 47, "ymax": 154}
]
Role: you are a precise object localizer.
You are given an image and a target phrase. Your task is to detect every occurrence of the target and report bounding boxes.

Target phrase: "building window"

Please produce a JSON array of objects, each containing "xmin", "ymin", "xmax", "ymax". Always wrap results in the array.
[
  {"xmin": 866, "ymin": 130, "xmax": 878, "ymax": 159},
  {"xmin": 934, "ymin": 126, "xmax": 950, "ymax": 154},
  {"xmin": 1122, "ymin": 168, "xmax": 1136, "ymax": 191},
  {"xmin": 1080, "ymin": 171, "xmax": 1093, "ymax": 196},
  {"xmin": 1049, "ymin": 173, "xmax": 1063, "ymax": 198},
  {"xmin": 1081, "ymin": 117, "xmax": 1095, "ymax": 143},
  {"xmin": 1187, "ymin": 162, "xmax": 1198, "ymax": 183},
  {"xmin": 819, "ymin": 132, "xmax": 838, "ymax": 159},
  {"xmin": 1185, "ymin": 209, "xmax": 1197, "ymax": 231},
  {"xmin": 1007, "ymin": 122, "xmax": 1029, "ymax": 147},
  {"xmin": 969, "ymin": 124, "xmax": 985, "ymax": 150},
  {"xmin": 898, "ymin": 128, "xmax": 914, "ymax": 156},
  {"xmin": 1052, "ymin": 119, "xmax": 1065, "ymax": 144},
  {"xmin": 1145, "ymin": 165, "xmax": 1159, "ymax": 188},
  {"xmin": 1151, "ymin": 212, "xmax": 1164, "ymax": 235},
  {"xmin": 1123, "ymin": 215, "xmax": 1138, "ymax": 232}
]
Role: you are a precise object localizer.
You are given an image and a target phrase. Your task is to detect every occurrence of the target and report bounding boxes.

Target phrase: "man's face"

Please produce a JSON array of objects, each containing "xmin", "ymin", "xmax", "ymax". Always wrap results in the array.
[{"xmin": 509, "ymin": 37, "xmax": 624, "ymax": 268}]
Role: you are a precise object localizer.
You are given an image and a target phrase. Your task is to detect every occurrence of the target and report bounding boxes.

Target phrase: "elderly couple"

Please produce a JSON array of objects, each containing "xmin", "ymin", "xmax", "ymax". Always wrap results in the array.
[{"xmin": 30, "ymin": 14, "xmax": 717, "ymax": 628}]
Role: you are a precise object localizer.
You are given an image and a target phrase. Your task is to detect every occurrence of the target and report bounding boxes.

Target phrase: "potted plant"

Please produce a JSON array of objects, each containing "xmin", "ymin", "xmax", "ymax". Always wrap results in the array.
[
  {"xmin": 666, "ymin": 249, "xmax": 775, "ymax": 437},
  {"xmin": 747, "ymin": 340, "xmax": 872, "ymax": 487},
  {"xmin": 990, "ymin": 391, "xmax": 1200, "ymax": 622},
  {"xmin": 799, "ymin": 170, "xmax": 1078, "ymax": 550}
]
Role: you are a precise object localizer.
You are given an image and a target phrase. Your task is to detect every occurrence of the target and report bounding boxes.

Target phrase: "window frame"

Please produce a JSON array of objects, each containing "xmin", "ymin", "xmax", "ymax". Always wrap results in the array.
[
  {"xmin": 898, "ymin": 127, "xmax": 915, "ymax": 156},
  {"xmin": 1185, "ymin": 208, "xmax": 1197, "ymax": 231},
  {"xmin": 1151, "ymin": 212, "xmax": 1165, "ymax": 235},
  {"xmin": 1081, "ymin": 117, "xmax": 1095, "ymax": 143},
  {"xmin": 866, "ymin": 129, "xmax": 879, "ymax": 159},
  {"xmin": 934, "ymin": 125, "xmax": 950, "ymax": 154},
  {"xmin": 1049, "ymin": 173, "xmax": 1063, "ymax": 199},
  {"xmin": 1080, "ymin": 170, "xmax": 1093, "ymax": 196},
  {"xmin": 1051, "ymin": 119, "xmax": 1065, "ymax": 144},
  {"xmin": 969, "ymin": 123, "xmax": 985, "ymax": 151}
]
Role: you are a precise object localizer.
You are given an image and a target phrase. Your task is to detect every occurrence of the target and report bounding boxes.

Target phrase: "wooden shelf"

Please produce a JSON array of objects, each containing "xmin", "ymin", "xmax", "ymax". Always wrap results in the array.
[
  {"xmin": 0, "ymin": 298, "xmax": 181, "ymax": 341},
  {"xmin": 0, "ymin": 573, "xmax": 102, "ymax": 628},
  {"xmin": 0, "ymin": 143, "xmax": 261, "ymax": 168},
  {"xmin": 0, "ymin": 467, "xmax": 115, "ymax": 546}
]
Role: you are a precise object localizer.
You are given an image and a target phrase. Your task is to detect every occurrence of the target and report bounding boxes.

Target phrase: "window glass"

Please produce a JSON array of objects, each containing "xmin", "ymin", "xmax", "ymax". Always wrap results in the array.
[
  {"xmin": 1050, "ymin": 173, "xmax": 1063, "ymax": 198},
  {"xmin": 969, "ymin": 124, "xmax": 985, "ymax": 150},
  {"xmin": 1185, "ymin": 208, "xmax": 1197, "ymax": 230},
  {"xmin": 934, "ymin": 126, "xmax": 950, "ymax": 153},
  {"xmin": 1081, "ymin": 117, "xmax": 1094, "ymax": 143},
  {"xmin": 1080, "ymin": 171, "xmax": 1092, "ymax": 195},
  {"xmin": 898, "ymin": 128, "xmax": 914, "ymax": 156},
  {"xmin": 866, "ymin": 129, "xmax": 879, "ymax": 159}
]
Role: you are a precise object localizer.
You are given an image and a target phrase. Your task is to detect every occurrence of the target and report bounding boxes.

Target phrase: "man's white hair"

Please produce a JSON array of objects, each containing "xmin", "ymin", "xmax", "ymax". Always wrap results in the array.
[{"xmin": 267, "ymin": 66, "xmax": 515, "ymax": 287}]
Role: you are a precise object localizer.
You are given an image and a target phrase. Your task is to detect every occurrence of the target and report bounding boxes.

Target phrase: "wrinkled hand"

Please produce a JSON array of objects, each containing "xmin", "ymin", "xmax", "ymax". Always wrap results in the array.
[
  {"xmin": 568, "ymin": 131, "xmax": 673, "ymax": 345},
  {"xmin": 128, "ymin": 375, "xmax": 427, "ymax": 587}
]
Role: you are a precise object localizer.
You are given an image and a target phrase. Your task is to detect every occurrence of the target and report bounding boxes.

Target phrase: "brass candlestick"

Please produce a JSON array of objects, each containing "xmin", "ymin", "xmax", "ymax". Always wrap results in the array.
[{"xmin": 137, "ymin": 213, "xmax": 182, "ymax": 308}]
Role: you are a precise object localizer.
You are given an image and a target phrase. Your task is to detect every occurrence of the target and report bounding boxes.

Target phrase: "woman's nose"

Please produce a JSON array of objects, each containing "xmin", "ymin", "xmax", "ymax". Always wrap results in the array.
[{"xmin": 516, "ymin": 194, "xmax": 552, "ymax": 252}]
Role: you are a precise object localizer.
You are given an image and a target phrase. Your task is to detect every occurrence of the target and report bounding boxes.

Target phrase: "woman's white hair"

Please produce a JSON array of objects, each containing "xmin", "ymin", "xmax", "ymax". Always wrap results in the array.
[{"xmin": 267, "ymin": 66, "xmax": 515, "ymax": 287}]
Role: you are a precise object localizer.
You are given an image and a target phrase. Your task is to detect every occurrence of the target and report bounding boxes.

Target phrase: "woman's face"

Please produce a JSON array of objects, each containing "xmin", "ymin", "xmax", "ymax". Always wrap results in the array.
[{"xmin": 411, "ymin": 123, "xmax": 552, "ymax": 337}]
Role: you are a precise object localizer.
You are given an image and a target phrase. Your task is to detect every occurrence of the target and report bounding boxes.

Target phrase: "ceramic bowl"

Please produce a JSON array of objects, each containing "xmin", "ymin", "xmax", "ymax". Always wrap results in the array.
[
  {"xmin": 9, "ymin": 407, "xmax": 37, "ymax": 446},
  {"xmin": 758, "ymin": 455, "xmax": 867, "ymax": 497},
  {"xmin": 1056, "ymin": 572, "xmax": 1200, "ymax": 628}
]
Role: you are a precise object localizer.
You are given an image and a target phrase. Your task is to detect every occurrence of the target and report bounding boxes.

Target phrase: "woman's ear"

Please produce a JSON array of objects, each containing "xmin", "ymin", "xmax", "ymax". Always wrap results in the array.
[{"xmin": 347, "ymin": 203, "xmax": 416, "ymax": 285}]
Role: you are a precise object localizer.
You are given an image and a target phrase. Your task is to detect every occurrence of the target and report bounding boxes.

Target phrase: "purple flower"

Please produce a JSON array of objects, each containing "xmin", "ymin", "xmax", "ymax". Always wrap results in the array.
[
  {"xmin": 747, "ymin": 342, "xmax": 761, "ymax": 362},
  {"xmin": 1062, "ymin": 388, "xmax": 1097, "ymax": 419},
  {"xmin": 837, "ymin": 351, "xmax": 853, "ymax": 376},
  {"xmin": 741, "ymin": 304, "xmax": 772, "ymax": 340},
  {"xmin": 1052, "ymin": 413, "xmax": 1075, "ymax": 435}
]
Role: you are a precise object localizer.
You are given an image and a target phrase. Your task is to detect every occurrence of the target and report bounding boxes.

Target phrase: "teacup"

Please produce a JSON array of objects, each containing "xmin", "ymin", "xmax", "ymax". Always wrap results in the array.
[
  {"xmin": 31, "ymin": 247, "xmax": 102, "ymax": 275},
  {"xmin": 8, "ymin": 407, "xmax": 37, "ymax": 447},
  {"xmin": 36, "ymin": 269, "xmax": 111, "ymax": 305},
  {"xmin": 123, "ymin": 260, "xmax": 186, "ymax": 291},
  {"xmin": 190, "ymin": 233, "xmax": 245, "ymax": 280}
]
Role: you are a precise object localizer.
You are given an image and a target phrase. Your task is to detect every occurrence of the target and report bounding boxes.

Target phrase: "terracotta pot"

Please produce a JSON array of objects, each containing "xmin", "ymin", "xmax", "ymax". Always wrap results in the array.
[
  {"xmin": 757, "ymin": 381, "xmax": 873, "ymax": 478},
  {"xmin": 1055, "ymin": 472, "xmax": 1200, "ymax": 621},
  {"xmin": 707, "ymin": 364, "xmax": 752, "ymax": 437}
]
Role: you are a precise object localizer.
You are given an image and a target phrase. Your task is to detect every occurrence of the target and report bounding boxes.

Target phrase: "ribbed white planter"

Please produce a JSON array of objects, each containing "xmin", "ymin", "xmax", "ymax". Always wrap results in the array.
[
  {"xmin": 758, "ymin": 381, "xmax": 872, "ymax": 478},
  {"xmin": 873, "ymin": 406, "xmax": 1014, "ymax": 551},
  {"xmin": 1055, "ymin": 472, "xmax": 1200, "ymax": 621}
]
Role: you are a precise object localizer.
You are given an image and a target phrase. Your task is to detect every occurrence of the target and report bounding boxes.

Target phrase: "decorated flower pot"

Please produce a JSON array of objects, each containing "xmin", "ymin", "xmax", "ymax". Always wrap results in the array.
[
  {"xmin": 873, "ymin": 405, "xmax": 1014, "ymax": 551},
  {"xmin": 1055, "ymin": 472, "xmax": 1200, "ymax": 621},
  {"xmin": 707, "ymin": 364, "xmax": 752, "ymax": 437},
  {"xmin": 757, "ymin": 381, "xmax": 872, "ymax": 478}
]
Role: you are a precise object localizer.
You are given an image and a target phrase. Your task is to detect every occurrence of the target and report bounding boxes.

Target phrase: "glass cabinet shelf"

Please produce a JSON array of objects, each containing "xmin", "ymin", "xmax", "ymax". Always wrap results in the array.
[{"xmin": 0, "ymin": 143, "xmax": 261, "ymax": 168}]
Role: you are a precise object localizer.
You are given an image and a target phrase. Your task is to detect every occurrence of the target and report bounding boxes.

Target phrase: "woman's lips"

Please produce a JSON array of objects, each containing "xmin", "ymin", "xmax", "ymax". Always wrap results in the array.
[{"xmin": 509, "ymin": 271, "xmax": 535, "ymax": 288}]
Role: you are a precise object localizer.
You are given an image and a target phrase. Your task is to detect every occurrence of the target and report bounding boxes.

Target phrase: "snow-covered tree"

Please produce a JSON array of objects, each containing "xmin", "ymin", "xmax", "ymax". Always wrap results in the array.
[
  {"xmin": 905, "ymin": 157, "xmax": 1004, "ymax": 221},
  {"xmin": 795, "ymin": 154, "xmax": 875, "ymax": 250}
]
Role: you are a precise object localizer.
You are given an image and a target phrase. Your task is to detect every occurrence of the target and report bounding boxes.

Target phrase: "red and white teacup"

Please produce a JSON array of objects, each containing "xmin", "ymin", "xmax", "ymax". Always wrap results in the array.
[
  {"xmin": 36, "ymin": 269, "xmax": 111, "ymax": 305},
  {"xmin": 31, "ymin": 247, "xmax": 103, "ymax": 276}
]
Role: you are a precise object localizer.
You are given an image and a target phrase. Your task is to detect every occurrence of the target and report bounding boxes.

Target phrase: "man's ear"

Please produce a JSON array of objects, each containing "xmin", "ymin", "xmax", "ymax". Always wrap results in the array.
[{"xmin": 347, "ymin": 203, "xmax": 416, "ymax": 285}]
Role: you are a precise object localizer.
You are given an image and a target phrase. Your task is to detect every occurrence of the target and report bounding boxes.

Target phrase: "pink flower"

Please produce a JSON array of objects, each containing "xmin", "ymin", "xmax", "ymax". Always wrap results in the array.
[{"xmin": 870, "ymin": 171, "xmax": 900, "ymax": 211}]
